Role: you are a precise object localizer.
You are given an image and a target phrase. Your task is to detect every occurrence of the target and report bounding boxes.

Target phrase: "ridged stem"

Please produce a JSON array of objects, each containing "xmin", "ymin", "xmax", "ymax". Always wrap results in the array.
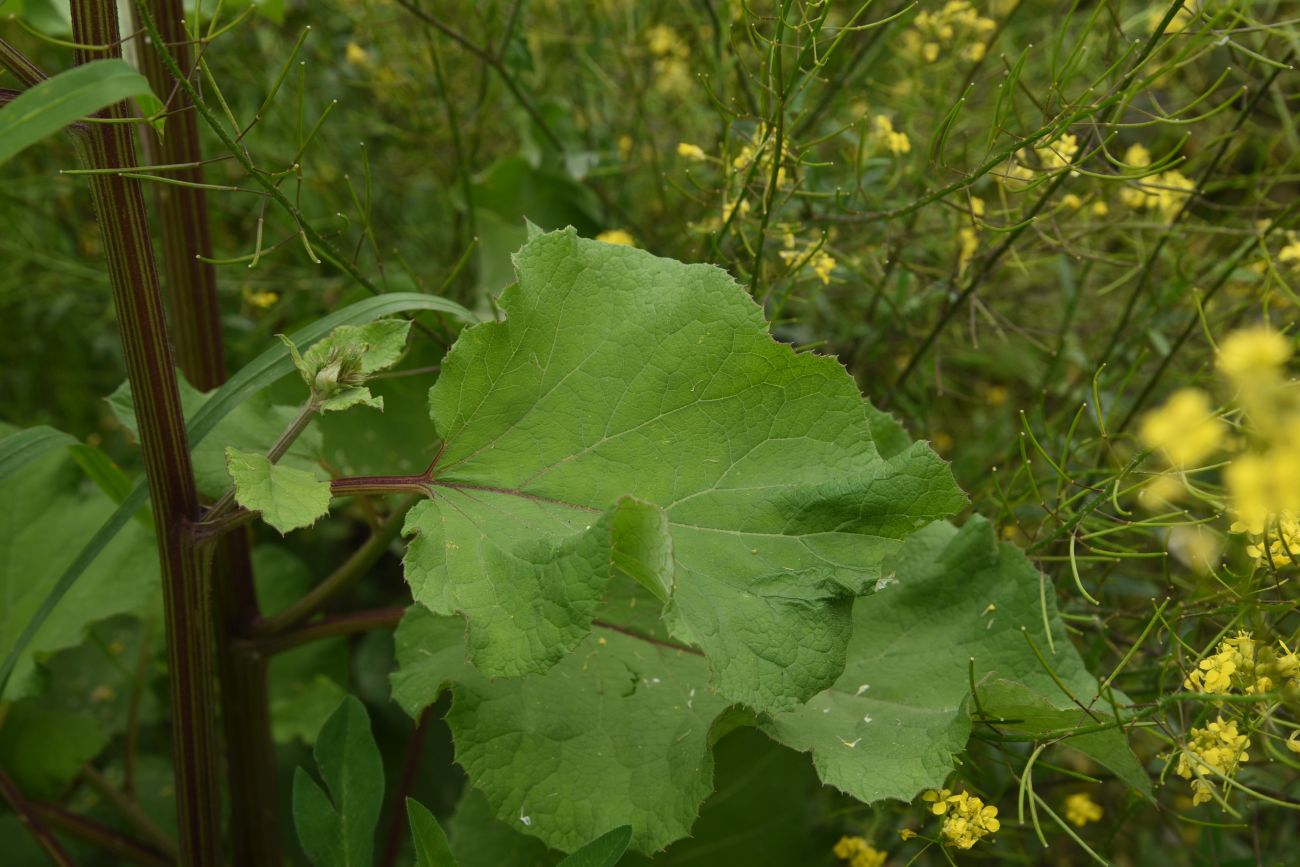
[{"xmin": 70, "ymin": 1, "xmax": 222, "ymax": 862}]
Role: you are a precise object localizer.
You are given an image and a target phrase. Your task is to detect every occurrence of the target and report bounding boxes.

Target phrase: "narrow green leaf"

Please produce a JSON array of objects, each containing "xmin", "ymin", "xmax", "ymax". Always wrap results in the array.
[
  {"xmin": 408, "ymin": 799, "xmax": 458, "ymax": 867},
  {"xmin": 226, "ymin": 447, "xmax": 331, "ymax": 534},
  {"xmin": 0, "ymin": 426, "xmax": 75, "ymax": 484},
  {"xmin": 0, "ymin": 59, "xmax": 155, "ymax": 165},
  {"xmin": 0, "ymin": 293, "xmax": 474, "ymax": 698},
  {"xmin": 555, "ymin": 826, "xmax": 633, "ymax": 867}
]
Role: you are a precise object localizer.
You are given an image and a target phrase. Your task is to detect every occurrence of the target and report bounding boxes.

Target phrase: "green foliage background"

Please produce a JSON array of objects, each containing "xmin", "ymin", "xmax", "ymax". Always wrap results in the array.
[{"xmin": 2, "ymin": 0, "xmax": 1299, "ymax": 864}]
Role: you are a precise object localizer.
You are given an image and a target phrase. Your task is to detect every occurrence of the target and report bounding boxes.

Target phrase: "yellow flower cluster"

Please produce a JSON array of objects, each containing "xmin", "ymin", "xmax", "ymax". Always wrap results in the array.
[
  {"xmin": 646, "ymin": 24, "xmax": 691, "ymax": 94},
  {"xmin": 779, "ymin": 233, "xmax": 836, "ymax": 284},
  {"xmin": 922, "ymin": 788, "xmax": 1000, "ymax": 849},
  {"xmin": 832, "ymin": 836, "xmax": 887, "ymax": 867},
  {"xmin": 1185, "ymin": 631, "xmax": 1300, "ymax": 696},
  {"xmin": 872, "ymin": 115, "xmax": 911, "ymax": 156},
  {"xmin": 1137, "ymin": 388, "xmax": 1225, "ymax": 469},
  {"xmin": 903, "ymin": 1, "xmax": 997, "ymax": 63},
  {"xmin": 1175, "ymin": 715, "xmax": 1250, "ymax": 806},
  {"xmin": 1118, "ymin": 144, "xmax": 1194, "ymax": 220},
  {"xmin": 1063, "ymin": 792, "xmax": 1103, "ymax": 827},
  {"xmin": 1001, "ymin": 134, "xmax": 1079, "ymax": 188},
  {"xmin": 595, "ymin": 229, "xmax": 637, "ymax": 247}
]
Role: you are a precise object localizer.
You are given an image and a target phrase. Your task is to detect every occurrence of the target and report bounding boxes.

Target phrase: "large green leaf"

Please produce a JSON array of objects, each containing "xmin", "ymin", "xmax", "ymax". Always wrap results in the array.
[
  {"xmin": 0, "ymin": 293, "xmax": 474, "ymax": 698},
  {"xmin": 293, "ymin": 696, "xmax": 385, "ymax": 867},
  {"xmin": 392, "ymin": 514, "xmax": 1130, "ymax": 854},
  {"xmin": 0, "ymin": 59, "xmax": 155, "ymax": 165},
  {"xmin": 403, "ymin": 228, "xmax": 964, "ymax": 712},
  {"xmin": 760, "ymin": 516, "xmax": 1130, "ymax": 803},
  {"xmin": 391, "ymin": 604, "xmax": 729, "ymax": 854},
  {"xmin": 0, "ymin": 446, "xmax": 158, "ymax": 697}
]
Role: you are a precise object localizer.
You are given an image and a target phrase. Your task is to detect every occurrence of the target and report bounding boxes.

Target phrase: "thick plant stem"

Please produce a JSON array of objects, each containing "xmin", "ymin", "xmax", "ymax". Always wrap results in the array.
[
  {"xmin": 70, "ymin": 1, "xmax": 222, "ymax": 863},
  {"xmin": 136, "ymin": 0, "xmax": 226, "ymax": 390},
  {"xmin": 134, "ymin": 4, "xmax": 284, "ymax": 859}
]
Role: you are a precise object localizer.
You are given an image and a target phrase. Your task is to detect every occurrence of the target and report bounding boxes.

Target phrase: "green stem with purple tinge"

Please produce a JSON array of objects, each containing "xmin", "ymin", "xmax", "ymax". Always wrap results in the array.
[{"xmin": 70, "ymin": 1, "xmax": 222, "ymax": 862}]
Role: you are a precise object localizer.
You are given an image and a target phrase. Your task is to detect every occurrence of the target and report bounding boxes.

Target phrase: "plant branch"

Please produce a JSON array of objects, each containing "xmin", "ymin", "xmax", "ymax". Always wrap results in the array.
[
  {"xmin": 242, "ymin": 607, "xmax": 407, "ymax": 656},
  {"xmin": 29, "ymin": 802, "xmax": 175, "ymax": 867},
  {"xmin": 393, "ymin": 0, "xmax": 563, "ymax": 151},
  {"xmin": 0, "ymin": 767, "xmax": 75, "ymax": 867},
  {"xmin": 132, "ymin": 0, "xmax": 385, "ymax": 296},
  {"xmin": 253, "ymin": 495, "xmax": 418, "ymax": 636},
  {"xmin": 81, "ymin": 766, "xmax": 180, "ymax": 858}
]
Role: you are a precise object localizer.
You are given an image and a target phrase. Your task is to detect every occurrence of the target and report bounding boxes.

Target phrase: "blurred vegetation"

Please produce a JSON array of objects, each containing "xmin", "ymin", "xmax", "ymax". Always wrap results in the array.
[{"xmin": 2, "ymin": 0, "xmax": 1300, "ymax": 864}]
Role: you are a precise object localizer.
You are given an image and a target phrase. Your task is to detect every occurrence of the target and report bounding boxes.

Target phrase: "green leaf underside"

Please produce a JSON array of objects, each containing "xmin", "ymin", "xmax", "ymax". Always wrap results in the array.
[
  {"xmin": 0, "ymin": 293, "xmax": 473, "ymax": 698},
  {"xmin": 392, "ymin": 516, "xmax": 1131, "ymax": 854},
  {"xmin": 293, "ymin": 696, "xmax": 384, "ymax": 867},
  {"xmin": 404, "ymin": 228, "xmax": 964, "ymax": 712},
  {"xmin": 226, "ymin": 448, "xmax": 331, "ymax": 534},
  {"xmin": 0, "ymin": 447, "xmax": 158, "ymax": 697},
  {"xmin": 0, "ymin": 59, "xmax": 155, "ymax": 165}
]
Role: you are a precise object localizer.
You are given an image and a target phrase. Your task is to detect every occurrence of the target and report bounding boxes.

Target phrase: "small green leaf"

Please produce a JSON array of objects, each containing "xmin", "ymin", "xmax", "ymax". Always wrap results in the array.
[
  {"xmin": 0, "ymin": 60, "xmax": 156, "ymax": 165},
  {"xmin": 292, "ymin": 696, "xmax": 385, "ymax": 867},
  {"xmin": 226, "ymin": 447, "xmax": 331, "ymax": 534},
  {"xmin": 408, "ymin": 799, "xmax": 458, "ymax": 867},
  {"xmin": 283, "ymin": 319, "xmax": 412, "ymax": 411},
  {"xmin": 556, "ymin": 826, "xmax": 633, "ymax": 867}
]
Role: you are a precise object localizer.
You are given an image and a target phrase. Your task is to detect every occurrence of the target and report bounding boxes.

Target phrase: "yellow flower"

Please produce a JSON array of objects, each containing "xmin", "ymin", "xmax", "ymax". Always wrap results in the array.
[
  {"xmin": 1217, "ymin": 327, "xmax": 1291, "ymax": 383},
  {"xmin": 646, "ymin": 24, "xmax": 682, "ymax": 57},
  {"xmin": 958, "ymin": 227, "xmax": 979, "ymax": 272},
  {"xmin": 1280, "ymin": 233, "xmax": 1300, "ymax": 269},
  {"xmin": 923, "ymin": 42, "xmax": 940, "ymax": 62},
  {"xmin": 1124, "ymin": 143, "xmax": 1152, "ymax": 168},
  {"xmin": 1287, "ymin": 731, "xmax": 1300, "ymax": 754},
  {"xmin": 617, "ymin": 135, "xmax": 633, "ymax": 160},
  {"xmin": 1091, "ymin": 200, "xmax": 1110, "ymax": 217},
  {"xmin": 1063, "ymin": 792, "xmax": 1103, "ymax": 827},
  {"xmin": 811, "ymin": 250, "xmax": 836, "ymax": 284},
  {"xmin": 925, "ymin": 789, "xmax": 1000, "ymax": 849},
  {"xmin": 899, "ymin": 828, "xmax": 918, "ymax": 840},
  {"xmin": 1037, "ymin": 133, "xmax": 1079, "ymax": 170},
  {"xmin": 1153, "ymin": 170, "xmax": 1195, "ymax": 220},
  {"xmin": 676, "ymin": 142, "xmax": 708, "ymax": 161},
  {"xmin": 1137, "ymin": 388, "xmax": 1225, "ymax": 468},
  {"xmin": 970, "ymin": 196, "xmax": 986, "ymax": 217},
  {"xmin": 345, "ymin": 41, "xmax": 371, "ymax": 67},
  {"xmin": 242, "ymin": 287, "xmax": 279, "ymax": 309},
  {"xmin": 1061, "ymin": 193, "xmax": 1083, "ymax": 210},
  {"xmin": 1176, "ymin": 715, "xmax": 1250, "ymax": 806},
  {"xmin": 831, "ymin": 836, "xmax": 887, "ymax": 867},
  {"xmin": 595, "ymin": 229, "xmax": 637, "ymax": 247},
  {"xmin": 873, "ymin": 115, "xmax": 911, "ymax": 155}
]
